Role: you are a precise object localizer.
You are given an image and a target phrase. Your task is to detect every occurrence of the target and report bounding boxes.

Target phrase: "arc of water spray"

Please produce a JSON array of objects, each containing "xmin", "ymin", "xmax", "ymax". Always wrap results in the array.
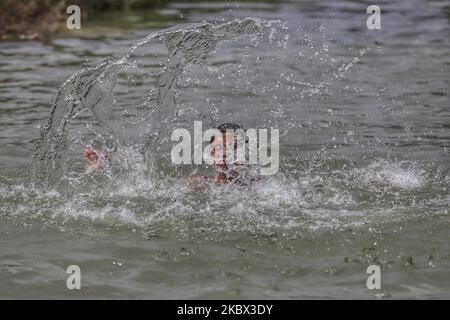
[{"xmin": 32, "ymin": 18, "xmax": 274, "ymax": 190}]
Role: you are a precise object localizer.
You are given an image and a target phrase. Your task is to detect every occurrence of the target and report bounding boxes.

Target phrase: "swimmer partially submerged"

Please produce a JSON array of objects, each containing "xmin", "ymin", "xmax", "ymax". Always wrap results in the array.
[
  {"xmin": 191, "ymin": 123, "xmax": 257, "ymax": 186},
  {"xmin": 83, "ymin": 123, "xmax": 255, "ymax": 184}
]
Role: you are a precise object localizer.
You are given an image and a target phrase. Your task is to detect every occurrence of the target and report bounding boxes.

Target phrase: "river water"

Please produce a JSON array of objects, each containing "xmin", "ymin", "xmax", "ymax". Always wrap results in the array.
[{"xmin": 0, "ymin": 0, "xmax": 449, "ymax": 299}]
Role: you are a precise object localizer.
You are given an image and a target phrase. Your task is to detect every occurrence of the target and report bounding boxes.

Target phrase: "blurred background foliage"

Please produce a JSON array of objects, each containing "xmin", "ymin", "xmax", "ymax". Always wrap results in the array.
[{"xmin": 0, "ymin": 0, "xmax": 172, "ymax": 40}]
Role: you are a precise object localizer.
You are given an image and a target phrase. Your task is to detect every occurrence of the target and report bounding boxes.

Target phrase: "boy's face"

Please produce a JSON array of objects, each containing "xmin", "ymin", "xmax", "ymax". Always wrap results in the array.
[{"xmin": 210, "ymin": 132, "xmax": 234, "ymax": 170}]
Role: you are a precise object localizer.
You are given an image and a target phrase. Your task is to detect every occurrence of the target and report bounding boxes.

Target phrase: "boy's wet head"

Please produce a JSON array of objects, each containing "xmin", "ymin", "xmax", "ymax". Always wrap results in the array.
[{"xmin": 210, "ymin": 123, "xmax": 244, "ymax": 169}]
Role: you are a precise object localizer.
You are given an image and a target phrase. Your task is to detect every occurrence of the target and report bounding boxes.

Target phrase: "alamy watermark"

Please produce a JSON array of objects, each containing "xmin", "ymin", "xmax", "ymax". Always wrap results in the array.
[
  {"xmin": 171, "ymin": 121, "xmax": 279, "ymax": 175},
  {"xmin": 66, "ymin": 5, "xmax": 81, "ymax": 30},
  {"xmin": 366, "ymin": 265, "xmax": 381, "ymax": 290},
  {"xmin": 366, "ymin": 5, "xmax": 381, "ymax": 30},
  {"xmin": 66, "ymin": 265, "xmax": 81, "ymax": 290}
]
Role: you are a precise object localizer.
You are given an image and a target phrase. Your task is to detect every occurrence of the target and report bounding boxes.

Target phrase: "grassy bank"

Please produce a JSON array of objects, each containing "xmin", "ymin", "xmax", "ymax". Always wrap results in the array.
[{"xmin": 0, "ymin": 0, "xmax": 170, "ymax": 40}]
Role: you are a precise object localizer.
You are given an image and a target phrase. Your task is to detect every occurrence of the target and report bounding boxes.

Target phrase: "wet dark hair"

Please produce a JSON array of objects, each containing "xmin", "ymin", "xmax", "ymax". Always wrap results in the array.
[
  {"xmin": 211, "ymin": 123, "xmax": 246, "ymax": 144},
  {"xmin": 216, "ymin": 123, "xmax": 244, "ymax": 132}
]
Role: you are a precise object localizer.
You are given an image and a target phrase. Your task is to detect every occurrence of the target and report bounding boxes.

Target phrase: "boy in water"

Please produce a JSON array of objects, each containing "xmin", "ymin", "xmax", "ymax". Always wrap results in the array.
[
  {"xmin": 84, "ymin": 123, "xmax": 252, "ymax": 184},
  {"xmin": 191, "ymin": 123, "xmax": 253, "ymax": 185}
]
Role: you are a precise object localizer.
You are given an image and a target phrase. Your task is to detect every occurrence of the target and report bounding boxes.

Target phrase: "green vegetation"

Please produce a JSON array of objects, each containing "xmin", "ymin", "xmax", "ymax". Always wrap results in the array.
[{"xmin": 0, "ymin": 0, "xmax": 170, "ymax": 40}]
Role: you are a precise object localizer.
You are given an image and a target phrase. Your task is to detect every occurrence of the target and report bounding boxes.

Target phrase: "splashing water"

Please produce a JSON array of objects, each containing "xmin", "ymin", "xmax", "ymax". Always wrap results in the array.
[
  {"xmin": 2, "ymin": 1, "xmax": 450, "ymax": 298},
  {"xmin": 25, "ymin": 17, "xmax": 447, "ymax": 239},
  {"xmin": 32, "ymin": 18, "xmax": 273, "ymax": 189}
]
